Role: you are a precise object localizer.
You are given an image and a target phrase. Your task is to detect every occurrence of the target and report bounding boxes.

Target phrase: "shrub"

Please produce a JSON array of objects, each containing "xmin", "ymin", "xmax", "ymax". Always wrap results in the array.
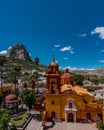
[{"xmin": 96, "ymin": 121, "xmax": 104, "ymax": 130}]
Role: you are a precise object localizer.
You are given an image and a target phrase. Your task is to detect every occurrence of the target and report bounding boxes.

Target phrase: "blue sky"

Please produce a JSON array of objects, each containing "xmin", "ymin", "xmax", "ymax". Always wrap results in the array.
[{"xmin": 0, "ymin": 0, "xmax": 104, "ymax": 70}]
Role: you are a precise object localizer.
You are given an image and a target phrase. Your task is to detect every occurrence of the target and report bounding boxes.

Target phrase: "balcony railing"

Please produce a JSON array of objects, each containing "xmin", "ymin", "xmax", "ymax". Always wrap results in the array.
[{"xmin": 65, "ymin": 106, "xmax": 77, "ymax": 111}]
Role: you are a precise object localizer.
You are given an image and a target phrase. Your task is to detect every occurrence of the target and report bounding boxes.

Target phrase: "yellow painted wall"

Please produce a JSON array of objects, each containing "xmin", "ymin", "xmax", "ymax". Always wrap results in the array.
[
  {"xmin": 0, "ymin": 85, "xmax": 12, "ymax": 93},
  {"xmin": 45, "ymin": 91, "xmax": 102, "ymax": 121},
  {"xmin": 45, "ymin": 92, "xmax": 85, "ymax": 119},
  {"xmin": 45, "ymin": 95, "xmax": 61, "ymax": 119}
]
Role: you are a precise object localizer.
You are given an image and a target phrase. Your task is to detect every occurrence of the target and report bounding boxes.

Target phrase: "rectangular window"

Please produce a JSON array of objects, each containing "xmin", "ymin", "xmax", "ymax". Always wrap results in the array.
[
  {"xmin": 69, "ymin": 103, "xmax": 72, "ymax": 108},
  {"xmin": 52, "ymin": 101, "xmax": 54, "ymax": 104}
]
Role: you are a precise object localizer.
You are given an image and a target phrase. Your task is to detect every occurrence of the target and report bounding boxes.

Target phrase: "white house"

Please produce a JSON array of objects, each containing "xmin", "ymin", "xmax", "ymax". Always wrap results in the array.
[{"xmin": 92, "ymin": 89, "xmax": 104, "ymax": 99}]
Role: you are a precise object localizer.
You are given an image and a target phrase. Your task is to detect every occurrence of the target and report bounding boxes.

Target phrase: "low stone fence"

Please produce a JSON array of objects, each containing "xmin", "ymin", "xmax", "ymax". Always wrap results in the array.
[{"xmin": 17, "ymin": 114, "xmax": 33, "ymax": 130}]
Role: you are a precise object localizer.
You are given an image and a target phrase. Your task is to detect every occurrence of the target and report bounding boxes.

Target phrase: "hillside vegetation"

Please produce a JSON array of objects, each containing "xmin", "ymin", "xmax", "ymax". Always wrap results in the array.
[{"xmin": 1, "ymin": 43, "xmax": 104, "ymax": 86}]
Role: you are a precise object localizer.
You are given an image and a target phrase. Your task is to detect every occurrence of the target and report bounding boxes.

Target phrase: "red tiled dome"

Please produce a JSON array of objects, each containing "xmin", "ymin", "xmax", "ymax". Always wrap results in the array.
[
  {"xmin": 5, "ymin": 94, "xmax": 18, "ymax": 101},
  {"xmin": 61, "ymin": 69, "xmax": 72, "ymax": 79}
]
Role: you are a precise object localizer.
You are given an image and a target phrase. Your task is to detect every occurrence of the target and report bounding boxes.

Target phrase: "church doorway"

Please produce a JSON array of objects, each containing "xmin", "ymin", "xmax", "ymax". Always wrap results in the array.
[
  {"xmin": 51, "ymin": 111, "xmax": 56, "ymax": 118},
  {"xmin": 68, "ymin": 113, "xmax": 74, "ymax": 122},
  {"xmin": 86, "ymin": 113, "xmax": 91, "ymax": 120}
]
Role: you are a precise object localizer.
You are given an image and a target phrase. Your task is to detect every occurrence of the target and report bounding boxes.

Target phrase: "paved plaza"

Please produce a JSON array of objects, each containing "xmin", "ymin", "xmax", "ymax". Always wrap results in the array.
[
  {"xmin": 25, "ymin": 115, "xmax": 98, "ymax": 130},
  {"xmin": 25, "ymin": 112, "xmax": 98, "ymax": 130},
  {"xmin": 25, "ymin": 113, "xmax": 42, "ymax": 130},
  {"xmin": 44, "ymin": 122, "xmax": 98, "ymax": 130}
]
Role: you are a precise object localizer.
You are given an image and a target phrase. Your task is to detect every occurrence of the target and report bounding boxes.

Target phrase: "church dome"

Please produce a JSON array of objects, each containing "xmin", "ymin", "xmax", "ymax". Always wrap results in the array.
[
  {"xmin": 61, "ymin": 69, "xmax": 72, "ymax": 79},
  {"xmin": 5, "ymin": 94, "xmax": 18, "ymax": 101}
]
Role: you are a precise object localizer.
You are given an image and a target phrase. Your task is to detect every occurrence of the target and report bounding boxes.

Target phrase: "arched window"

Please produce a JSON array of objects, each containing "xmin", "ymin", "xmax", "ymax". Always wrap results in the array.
[
  {"xmin": 51, "ymin": 67, "xmax": 56, "ymax": 72},
  {"xmin": 51, "ymin": 81, "xmax": 55, "ymax": 94}
]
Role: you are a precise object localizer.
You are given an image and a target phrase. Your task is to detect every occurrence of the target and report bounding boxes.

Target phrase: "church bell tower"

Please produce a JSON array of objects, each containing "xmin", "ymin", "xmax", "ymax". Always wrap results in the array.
[{"xmin": 45, "ymin": 58, "xmax": 60, "ymax": 94}]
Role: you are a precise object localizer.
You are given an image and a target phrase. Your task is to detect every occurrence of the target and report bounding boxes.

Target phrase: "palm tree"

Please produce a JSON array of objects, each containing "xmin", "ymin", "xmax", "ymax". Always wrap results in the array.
[
  {"xmin": 22, "ymin": 72, "xmax": 37, "ymax": 92},
  {"xmin": 20, "ymin": 89, "xmax": 36, "ymax": 111},
  {"xmin": 34, "ymin": 57, "xmax": 39, "ymax": 66},
  {"xmin": 4, "ymin": 65, "xmax": 21, "ymax": 96},
  {"xmin": 12, "ymin": 65, "xmax": 21, "ymax": 95},
  {"xmin": 0, "ymin": 56, "xmax": 6, "ymax": 92},
  {"xmin": 34, "ymin": 57, "xmax": 40, "ymax": 93},
  {"xmin": 29, "ymin": 72, "xmax": 37, "ymax": 89}
]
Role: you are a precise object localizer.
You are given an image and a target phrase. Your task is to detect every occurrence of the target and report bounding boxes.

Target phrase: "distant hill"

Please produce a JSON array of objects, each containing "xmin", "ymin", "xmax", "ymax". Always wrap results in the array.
[
  {"xmin": 6, "ymin": 43, "xmax": 32, "ymax": 61},
  {"xmin": 1, "ymin": 43, "xmax": 104, "ymax": 85},
  {"xmin": 71, "ymin": 68, "xmax": 104, "ymax": 85},
  {"xmin": 0, "ymin": 43, "xmax": 47, "ymax": 73}
]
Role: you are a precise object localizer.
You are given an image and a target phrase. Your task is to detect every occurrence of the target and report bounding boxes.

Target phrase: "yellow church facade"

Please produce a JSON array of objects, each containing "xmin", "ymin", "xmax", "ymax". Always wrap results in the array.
[{"xmin": 44, "ymin": 59, "xmax": 103, "ymax": 122}]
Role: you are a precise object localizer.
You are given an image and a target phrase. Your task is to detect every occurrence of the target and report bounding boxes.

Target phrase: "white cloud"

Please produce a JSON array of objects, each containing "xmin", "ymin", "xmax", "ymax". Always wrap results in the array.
[
  {"xmin": 8, "ymin": 46, "xmax": 12, "ymax": 50},
  {"xmin": 101, "ymin": 50, "xmax": 104, "ymax": 52},
  {"xmin": 70, "ymin": 51, "xmax": 74, "ymax": 54},
  {"xmin": 0, "ymin": 50, "xmax": 7, "ymax": 55},
  {"xmin": 70, "ymin": 67, "xmax": 77, "ymax": 70},
  {"xmin": 64, "ymin": 57, "xmax": 68, "ymax": 60},
  {"xmin": 98, "ymin": 60, "xmax": 104, "ymax": 63},
  {"xmin": 60, "ymin": 46, "xmax": 72, "ymax": 52},
  {"xmin": 91, "ymin": 27, "xmax": 104, "ymax": 39},
  {"xmin": 29, "ymin": 53, "xmax": 31, "ymax": 56},
  {"xmin": 79, "ymin": 33, "xmax": 87, "ymax": 37},
  {"xmin": 61, "ymin": 66, "xmax": 94, "ymax": 70},
  {"xmin": 54, "ymin": 44, "xmax": 60, "ymax": 48},
  {"xmin": 86, "ymin": 68, "xmax": 95, "ymax": 70},
  {"xmin": 63, "ymin": 66, "xmax": 71, "ymax": 70},
  {"xmin": 62, "ymin": 66, "xmax": 77, "ymax": 70}
]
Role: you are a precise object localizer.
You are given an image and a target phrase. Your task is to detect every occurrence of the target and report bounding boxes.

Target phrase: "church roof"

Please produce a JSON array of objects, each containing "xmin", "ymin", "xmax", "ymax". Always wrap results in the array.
[
  {"xmin": 61, "ymin": 69, "xmax": 72, "ymax": 79},
  {"xmin": 61, "ymin": 84, "xmax": 92, "ymax": 97},
  {"xmin": 5, "ymin": 94, "xmax": 18, "ymax": 102},
  {"xmin": 74, "ymin": 86, "xmax": 92, "ymax": 96},
  {"xmin": 61, "ymin": 84, "xmax": 74, "ymax": 92}
]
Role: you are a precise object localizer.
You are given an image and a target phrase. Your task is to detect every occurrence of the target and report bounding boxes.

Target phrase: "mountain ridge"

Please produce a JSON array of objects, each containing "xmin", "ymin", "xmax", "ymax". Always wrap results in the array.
[
  {"xmin": 1, "ymin": 43, "xmax": 104, "ymax": 85},
  {"xmin": 6, "ymin": 43, "xmax": 32, "ymax": 61}
]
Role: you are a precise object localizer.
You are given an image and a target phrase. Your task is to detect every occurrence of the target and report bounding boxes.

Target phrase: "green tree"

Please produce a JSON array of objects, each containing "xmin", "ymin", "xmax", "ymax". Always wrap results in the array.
[
  {"xmin": 4, "ymin": 65, "xmax": 21, "ymax": 96},
  {"xmin": 21, "ymin": 72, "xmax": 30, "ymax": 85},
  {"xmin": 20, "ymin": 89, "xmax": 36, "ymax": 111},
  {"xmin": 29, "ymin": 72, "xmax": 37, "ymax": 89},
  {"xmin": 0, "ymin": 93, "xmax": 4, "ymax": 108},
  {"xmin": 0, "ymin": 109, "xmax": 13, "ymax": 130},
  {"xmin": 83, "ymin": 86, "xmax": 95, "ymax": 92},
  {"xmin": 34, "ymin": 57, "xmax": 39, "ymax": 66},
  {"xmin": 0, "ymin": 56, "xmax": 6, "ymax": 92},
  {"xmin": 34, "ymin": 57, "xmax": 40, "ymax": 93},
  {"xmin": 97, "ymin": 121, "xmax": 104, "ymax": 130},
  {"xmin": 72, "ymin": 73, "xmax": 84, "ymax": 86},
  {"xmin": 22, "ymin": 72, "xmax": 37, "ymax": 91}
]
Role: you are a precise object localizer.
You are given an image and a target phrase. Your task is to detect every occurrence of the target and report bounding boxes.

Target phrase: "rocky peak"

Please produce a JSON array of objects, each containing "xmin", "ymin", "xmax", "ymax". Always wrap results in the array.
[{"xmin": 6, "ymin": 43, "xmax": 32, "ymax": 61}]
